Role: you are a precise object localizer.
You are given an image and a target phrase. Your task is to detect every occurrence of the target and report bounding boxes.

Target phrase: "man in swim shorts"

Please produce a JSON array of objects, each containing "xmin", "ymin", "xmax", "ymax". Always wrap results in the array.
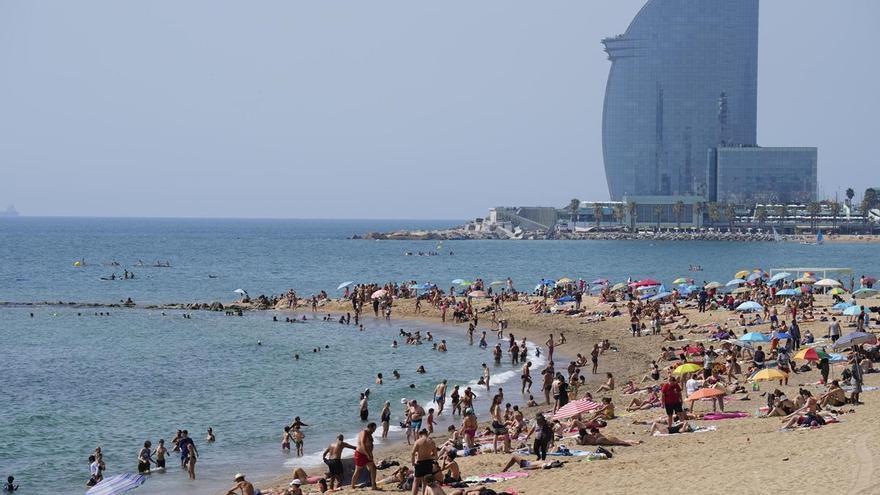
[
  {"xmin": 409, "ymin": 400, "xmax": 425, "ymax": 434},
  {"xmin": 323, "ymin": 434, "xmax": 356, "ymax": 490},
  {"xmin": 433, "ymin": 380, "xmax": 448, "ymax": 415},
  {"xmin": 411, "ymin": 429, "xmax": 438, "ymax": 495},
  {"xmin": 351, "ymin": 423, "xmax": 378, "ymax": 490}
]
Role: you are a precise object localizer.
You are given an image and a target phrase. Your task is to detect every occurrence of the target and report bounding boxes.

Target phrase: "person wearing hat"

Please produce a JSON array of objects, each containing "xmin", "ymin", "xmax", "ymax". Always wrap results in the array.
[
  {"xmin": 225, "ymin": 473, "xmax": 259, "ymax": 495},
  {"xmin": 287, "ymin": 478, "xmax": 303, "ymax": 495}
]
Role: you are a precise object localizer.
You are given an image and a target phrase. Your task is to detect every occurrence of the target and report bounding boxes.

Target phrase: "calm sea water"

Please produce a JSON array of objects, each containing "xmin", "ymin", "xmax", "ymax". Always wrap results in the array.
[{"xmin": 1, "ymin": 217, "xmax": 878, "ymax": 494}]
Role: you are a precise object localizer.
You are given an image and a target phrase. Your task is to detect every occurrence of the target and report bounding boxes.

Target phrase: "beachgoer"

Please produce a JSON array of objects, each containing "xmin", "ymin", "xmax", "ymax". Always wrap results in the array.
[
  {"xmin": 351, "ymin": 423, "xmax": 378, "ymax": 490},
  {"xmin": 323, "ymin": 434, "xmax": 356, "ymax": 490}
]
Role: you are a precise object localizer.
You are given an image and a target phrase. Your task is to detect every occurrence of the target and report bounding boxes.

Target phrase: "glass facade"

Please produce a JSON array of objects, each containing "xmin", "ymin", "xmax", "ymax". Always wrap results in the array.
[
  {"xmin": 602, "ymin": 0, "xmax": 759, "ymax": 200},
  {"xmin": 710, "ymin": 147, "xmax": 818, "ymax": 204}
]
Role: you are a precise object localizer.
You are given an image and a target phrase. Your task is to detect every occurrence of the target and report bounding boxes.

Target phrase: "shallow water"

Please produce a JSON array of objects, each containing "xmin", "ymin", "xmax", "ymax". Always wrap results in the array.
[{"xmin": 1, "ymin": 217, "xmax": 877, "ymax": 494}]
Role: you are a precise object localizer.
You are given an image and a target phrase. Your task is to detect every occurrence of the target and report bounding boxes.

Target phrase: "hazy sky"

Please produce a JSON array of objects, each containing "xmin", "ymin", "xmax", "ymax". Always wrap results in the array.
[{"xmin": 1, "ymin": 1, "xmax": 878, "ymax": 219}]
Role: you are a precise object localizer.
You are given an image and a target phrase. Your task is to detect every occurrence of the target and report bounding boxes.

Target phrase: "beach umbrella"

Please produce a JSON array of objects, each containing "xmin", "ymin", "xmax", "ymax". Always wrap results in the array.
[
  {"xmin": 768, "ymin": 272, "xmax": 791, "ymax": 283},
  {"xmin": 451, "ymin": 279, "xmax": 467, "ymax": 285},
  {"xmin": 752, "ymin": 369, "xmax": 788, "ymax": 382},
  {"xmin": 740, "ymin": 332, "xmax": 771, "ymax": 342},
  {"xmin": 370, "ymin": 289, "xmax": 387, "ymax": 299},
  {"xmin": 829, "ymin": 288, "xmax": 846, "ymax": 295},
  {"xmin": 490, "ymin": 280, "xmax": 506, "ymax": 286},
  {"xmin": 411, "ymin": 282, "xmax": 435, "ymax": 290},
  {"xmin": 832, "ymin": 332, "xmax": 877, "ymax": 350},
  {"xmin": 736, "ymin": 301, "xmax": 763, "ymax": 312},
  {"xmin": 832, "ymin": 302, "xmax": 853, "ymax": 311},
  {"xmin": 794, "ymin": 276, "xmax": 815, "ymax": 284},
  {"xmin": 732, "ymin": 287, "xmax": 751, "ymax": 295},
  {"xmin": 610, "ymin": 282, "xmax": 628, "ymax": 292},
  {"xmin": 705, "ymin": 282, "xmax": 723, "ymax": 290},
  {"xmin": 649, "ymin": 292, "xmax": 673, "ymax": 302},
  {"xmin": 86, "ymin": 474, "xmax": 146, "ymax": 495},
  {"xmin": 673, "ymin": 363, "xmax": 703, "ymax": 375},
  {"xmin": 591, "ymin": 278, "xmax": 608, "ymax": 285},
  {"xmin": 542, "ymin": 279, "xmax": 556, "ymax": 287},
  {"xmin": 556, "ymin": 277, "xmax": 573, "ymax": 284},
  {"xmin": 853, "ymin": 288, "xmax": 879, "ymax": 298},
  {"xmin": 829, "ymin": 353, "xmax": 848, "ymax": 363},
  {"xmin": 233, "ymin": 288, "xmax": 248, "ymax": 296},
  {"xmin": 747, "ymin": 272, "xmax": 764, "ymax": 282},
  {"xmin": 686, "ymin": 388, "xmax": 725, "ymax": 401},
  {"xmin": 726, "ymin": 278, "xmax": 746, "ymax": 287},
  {"xmin": 556, "ymin": 295, "xmax": 575, "ymax": 303},
  {"xmin": 468, "ymin": 290, "xmax": 487, "ymax": 298},
  {"xmin": 843, "ymin": 306, "xmax": 871, "ymax": 316},
  {"xmin": 635, "ymin": 279, "xmax": 661, "ymax": 287},
  {"xmin": 337, "ymin": 281, "xmax": 355, "ymax": 290},
  {"xmin": 793, "ymin": 348, "xmax": 831, "ymax": 362},
  {"xmin": 553, "ymin": 398, "xmax": 602, "ymax": 420},
  {"xmin": 815, "ymin": 278, "xmax": 842, "ymax": 288},
  {"xmin": 776, "ymin": 289, "xmax": 799, "ymax": 296},
  {"xmin": 672, "ymin": 277, "xmax": 689, "ymax": 285},
  {"xmin": 686, "ymin": 284, "xmax": 701, "ymax": 292},
  {"xmin": 775, "ymin": 332, "xmax": 793, "ymax": 340},
  {"xmin": 735, "ymin": 270, "xmax": 751, "ymax": 279}
]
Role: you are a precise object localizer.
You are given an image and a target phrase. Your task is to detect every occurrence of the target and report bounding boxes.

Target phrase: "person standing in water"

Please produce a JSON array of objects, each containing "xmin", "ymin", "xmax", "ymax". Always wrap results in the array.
[
  {"xmin": 359, "ymin": 392, "xmax": 369, "ymax": 421},
  {"xmin": 481, "ymin": 363, "xmax": 491, "ymax": 391},
  {"xmin": 137, "ymin": 441, "xmax": 154, "ymax": 474},
  {"xmin": 521, "ymin": 361, "xmax": 532, "ymax": 394},
  {"xmin": 380, "ymin": 401, "xmax": 391, "ymax": 438},
  {"xmin": 433, "ymin": 380, "xmax": 447, "ymax": 415},
  {"xmin": 153, "ymin": 439, "xmax": 168, "ymax": 470}
]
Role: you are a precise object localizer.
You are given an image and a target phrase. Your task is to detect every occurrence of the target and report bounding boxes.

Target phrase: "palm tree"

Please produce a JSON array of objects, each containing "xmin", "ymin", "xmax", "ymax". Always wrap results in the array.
[
  {"xmin": 775, "ymin": 204, "xmax": 787, "ymax": 226},
  {"xmin": 672, "ymin": 200, "xmax": 685, "ymax": 229},
  {"xmin": 707, "ymin": 202, "xmax": 721, "ymax": 227},
  {"xmin": 830, "ymin": 201, "xmax": 841, "ymax": 231},
  {"xmin": 694, "ymin": 202, "xmax": 705, "ymax": 228},
  {"xmin": 724, "ymin": 203, "xmax": 737, "ymax": 230},
  {"xmin": 568, "ymin": 199, "xmax": 580, "ymax": 226},
  {"xmin": 626, "ymin": 201, "xmax": 638, "ymax": 231},
  {"xmin": 846, "ymin": 187, "xmax": 855, "ymax": 206},
  {"xmin": 862, "ymin": 189, "xmax": 877, "ymax": 231},
  {"xmin": 755, "ymin": 205, "xmax": 768, "ymax": 227},
  {"xmin": 806, "ymin": 202, "xmax": 821, "ymax": 231},
  {"xmin": 613, "ymin": 203, "xmax": 626, "ymax": 226},
  {"xmin": 653, "ymin": 205, "xmax": 663, "ymax": 230},
  {"xmin": 593, "ymin": 203, "xmax": 603, "ymax": 229}
]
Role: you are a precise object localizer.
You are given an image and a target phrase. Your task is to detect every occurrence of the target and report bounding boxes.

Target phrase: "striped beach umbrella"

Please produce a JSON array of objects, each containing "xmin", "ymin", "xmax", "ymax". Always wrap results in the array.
[
  {"xmin": 553, "ymin": 399, "xmax": 602, "ymax": 420},
  {"xmin": 86, "ymin": 474, "xmax": 146, "ymax": 495}
]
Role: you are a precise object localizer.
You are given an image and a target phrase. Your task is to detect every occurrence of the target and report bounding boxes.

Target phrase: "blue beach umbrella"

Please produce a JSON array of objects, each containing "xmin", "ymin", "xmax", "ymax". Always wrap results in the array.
[
  {"xmin": 832, "ymin": 302, "xmax": 853, "ymax": 311},
  {"xmin": 556, "ymin": 295, "xmax": 576, "ymax": 303},
  {"xmin": 649, "ymin": 292, "xmax": 673, "ymax": 301},
  {"xmin": 86, "ymin": 474, "xmax": 146, "ymax": 495},
  {"xmin": 843, "ymin": 306, "xmax": 871, "ymax": 316},
  {"xmin": 726, "ymin": 278, "xmax": 747, "ymax": 287},
  {"xmin": 775, "ymin": 332, "xmax": 793, "ymax": 340},
  {"xmin": 776, "ymin": 289, "xmax": 800, "ymax": 296},
  {"xmin": 337, "ymin": 281, "xmax": 355, "ymax": 291},
  {"xmin": 451, "ymin": 279, "xmax": 466, "ymax": 285},
  {"xmin": 853, "ymin": 288, "xmax": 879, "ymax": 298},
  {"xmin": 740, "ymin": 332, "xmax": 771, "ymax": 343},
  {"xmin": 736, "ymin": 301, "xmax": 763, "ymax": 312},
  {"xmin": 832, "ymin": 332, "xmax": 877, "ymax": 350},
  {"xmin": 747, "ymin": 272, "xmax": 763, "ymax": 282},
  {"xmin": 768, "ymin": 272, "xmax": 791, "ymax": 283}
]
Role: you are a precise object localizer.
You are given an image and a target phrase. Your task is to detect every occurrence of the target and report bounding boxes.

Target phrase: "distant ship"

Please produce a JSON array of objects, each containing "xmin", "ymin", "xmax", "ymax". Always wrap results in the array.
[{"xmin": 0, "ymin": 205, "xmax": 19, "ymax": 217}]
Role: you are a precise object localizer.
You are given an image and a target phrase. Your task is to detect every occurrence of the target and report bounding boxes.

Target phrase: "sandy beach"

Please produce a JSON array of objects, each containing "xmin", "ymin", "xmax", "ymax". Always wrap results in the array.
[{"xmin": 256, "ymin": 290, "xmax": 880, "ymax": 495}]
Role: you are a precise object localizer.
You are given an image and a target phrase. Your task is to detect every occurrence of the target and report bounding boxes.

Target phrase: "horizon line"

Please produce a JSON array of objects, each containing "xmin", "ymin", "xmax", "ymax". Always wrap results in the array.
[{"xmin": 0, "ymin": 215, "xmax": 466, "ymax": 222}]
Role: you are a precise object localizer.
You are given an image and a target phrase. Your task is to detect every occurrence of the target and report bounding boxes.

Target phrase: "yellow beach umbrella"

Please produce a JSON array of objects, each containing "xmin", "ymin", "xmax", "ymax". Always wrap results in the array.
[
  {"xmin": 673, "ymin": 277, "xmax": 689, "ymax": 285},
  {"xmin": 735, "ymin": 270, "xmax": 751, "ymax": 279},
  {"xmin": 705, "ymin": 281, "xmax": 723, "ymax": 290},
  {"xmin": 732, "ymin": 287, "xmax": 751, "ymax": 294},
  {"xmin": 556, "ymin": 278, "xmax": 573, "ymax": 285},
  {"xmin": 795, "ymin": 277, "xmax": 815, "ymax": 284},
  {"xmin": 752, "ymin": 368, "xmax": 788, "ymax": 382},
  {"xmin": 830, "ymin": 288, "xmax": 846, "ymax": 295},
  {"xmin": 673, "ymin": 363, "xmax": 703, "ymax": 375}
]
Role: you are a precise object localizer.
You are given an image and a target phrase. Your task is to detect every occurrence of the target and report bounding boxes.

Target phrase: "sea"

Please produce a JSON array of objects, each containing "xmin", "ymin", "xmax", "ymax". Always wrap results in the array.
[{"xmin": 1, "ymin": 217, "xmax": 878, "ymax": 494}]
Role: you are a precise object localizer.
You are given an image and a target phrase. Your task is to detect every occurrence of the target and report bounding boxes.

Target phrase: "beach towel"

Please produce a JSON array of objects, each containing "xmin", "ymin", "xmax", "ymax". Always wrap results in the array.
[
  {"xmin": 547, "ymin": 449, "xmax": 598, "ymax": 457},
  {"xmin": 653, "ymin": 425, "xmax": 717, "ymax": 437},
  {"xmin": 702, "ymin": 411, "xmax": 750, "ymax": 420}
]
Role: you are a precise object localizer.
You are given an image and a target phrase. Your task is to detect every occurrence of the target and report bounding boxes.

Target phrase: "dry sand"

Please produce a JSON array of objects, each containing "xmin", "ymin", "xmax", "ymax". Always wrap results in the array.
[{"xmin": 263, "ymin": 294, "xmax": 880, "ymax": 495}]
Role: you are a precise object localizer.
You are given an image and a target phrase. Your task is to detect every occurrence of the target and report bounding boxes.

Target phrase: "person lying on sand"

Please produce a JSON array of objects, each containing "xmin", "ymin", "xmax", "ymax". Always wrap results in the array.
[
  {"xmin": 648, "ymin": 420, "xmax": 695, "ymax": 435},
  {"xmin": 576, "ymin": 427, "xmax": 641, "ymax": 446},
  {"xmin": 626, "ymin": 390, "xmax": 660, "ymax": 411},
  {"xmin": 501, "ymin": 454, "xmax": 563, "ymax": 472}
]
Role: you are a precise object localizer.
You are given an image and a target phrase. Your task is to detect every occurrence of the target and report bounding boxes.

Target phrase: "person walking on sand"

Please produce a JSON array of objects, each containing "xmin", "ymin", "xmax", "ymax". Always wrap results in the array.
[
  {"xmin": 410, "ymin": 429, "xmax": 438, "ymax": 495},
  {"xmin": 351, "ymin": 423, "xmax": 378, "ymax": 490},
  {"xmin": 434, "ymin": 380, "xmax": 448, "ymax": 415},
  {"xmin": 323, "ymin": 434, "xmax": 356, "ymax": 490}
]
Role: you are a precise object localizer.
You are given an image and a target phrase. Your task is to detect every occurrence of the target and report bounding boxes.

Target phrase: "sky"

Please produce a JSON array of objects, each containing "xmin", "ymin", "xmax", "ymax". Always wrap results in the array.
[{"xmin": 1, "ymin": 1, "xmax": 878, "ymax": 219}]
